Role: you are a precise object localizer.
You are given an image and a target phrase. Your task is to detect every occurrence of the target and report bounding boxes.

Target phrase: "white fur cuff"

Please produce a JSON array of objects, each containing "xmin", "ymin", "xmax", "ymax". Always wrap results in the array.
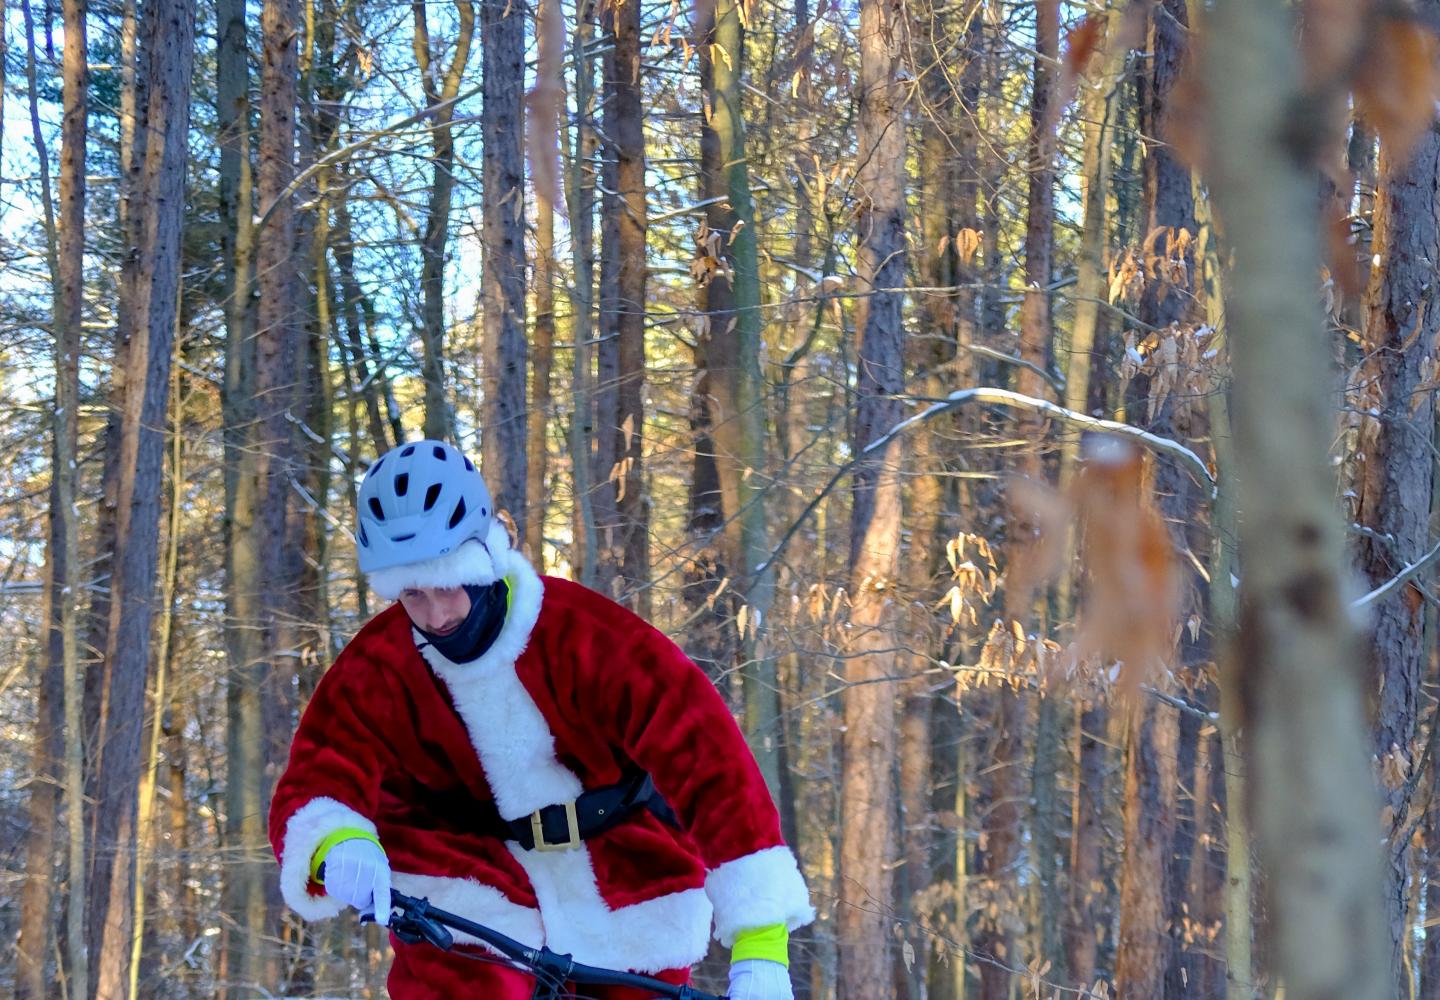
[
  {"xmin": 278, "ymin": 797, "xmax": 378, "ymax": 921},
  {"xmin": 705, "ymin": 846, "xmax": 817, "ymax": 946},
  {"xmin": 391, "ymin": 872, "xmax": 545, "ymax": 954}
]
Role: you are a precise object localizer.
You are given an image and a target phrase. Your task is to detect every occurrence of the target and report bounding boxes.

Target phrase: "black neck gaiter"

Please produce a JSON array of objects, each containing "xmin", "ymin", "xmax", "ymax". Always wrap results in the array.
[{"xmin": 417, "ymin": 580, "xmax": 510, "ymax": 663}]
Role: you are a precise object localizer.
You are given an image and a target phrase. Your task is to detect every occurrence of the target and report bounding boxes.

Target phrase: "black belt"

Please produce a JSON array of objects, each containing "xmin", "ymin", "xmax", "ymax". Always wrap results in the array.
[{"xmin": 507, "ymin": 770, "xmax": 679, "ymax": 852}]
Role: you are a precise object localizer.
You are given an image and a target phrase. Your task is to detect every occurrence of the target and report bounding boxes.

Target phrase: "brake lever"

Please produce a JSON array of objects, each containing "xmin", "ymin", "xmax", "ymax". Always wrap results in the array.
[{"xmin": 363, "ymin": 898, "xmax": 455, "ymax": 951}]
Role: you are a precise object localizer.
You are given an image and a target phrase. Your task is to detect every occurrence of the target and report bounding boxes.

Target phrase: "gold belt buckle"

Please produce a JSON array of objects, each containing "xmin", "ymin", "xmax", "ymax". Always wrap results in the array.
[{"xmin": 531, "ymin": 801, "xmax": 581, "ymax": 852}]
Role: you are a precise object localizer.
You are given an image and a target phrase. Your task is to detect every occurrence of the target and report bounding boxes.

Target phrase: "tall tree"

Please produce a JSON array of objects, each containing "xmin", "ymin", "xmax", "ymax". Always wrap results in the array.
[
  {"xmin": 1355, "ymin": 44, "xmax": 1440, "ymax": 987},
  {"xmin": 17, "ymin": 0, "xmax": 85, "ymax": 992},
  {"xmin": 414, "ymin": 0, "xmax": 474, "ymax": 442},
  {"xmin": 224, "ymin": 0, "xmax": 300, "ymax": 989},
  {"xmin": 1119, "ymin": 4, "xmax": 1193, "ymax": 995},
  {"xmin": 1207, "ymin": 0, "xmax": 1391, "ymax": 995},
  {"xmin": 526, "ymin": 0, "xmax": 564, "ymax": 566},
  {"xmin": 838, "ymin": 0, "xmax": 906, "ymax": 993},
  {"xmin": 594, "ymin": 0, "xmax": 646, "ymax": 609},
  {"xmin": 1022, "ymin": 0, "xmax": 1063, "ymax": 985},
  {"xmin": 566, "ymin": 0, "xmax": 598, "ymax": 586},
  {"xmin": 904, "ymin": 2, "xmax": 967, "ymax": 990},
  {"xmin": 697, "ymin": 0, "xmax": 783, "ymax": 797},
  {"xmin": 87, "ymin": 0, "xmax": 194, "ymax": 993},
  {"xmin": 216, "ymin": 0, "xmax": 264, "ymax": 988},
  {"xmin": 82, "ymin": 0, "xmax": 142, "ymax": 804},
  {"xmin": 1061, "ymin": 7, "xmax": 1131, "ymax": 989},
  {"xmin": 481, "ymin": 0, "xmax": 529, "ymax": 531}
]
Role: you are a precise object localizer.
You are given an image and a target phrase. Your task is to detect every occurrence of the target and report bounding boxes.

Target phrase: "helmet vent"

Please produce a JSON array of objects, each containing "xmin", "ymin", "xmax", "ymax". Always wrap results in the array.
[
  {"xmin": 424, "ymin": 482, "xmax": 443, "ymax": 511},
  {"xmin": 448, "ymin": 497, "xmax": 467, "ymax": 529},
  {"xmin": 395, "ymin": 473, "xmax": 409, "ymax": 497},
  {"xmin": 358, "ymin": 525, "xmax": 369, "ymax": 546},
  {"xmin": 368, "ymin": 497, "xmax": 385, "ymax": 521},
  {"xmin": 368, "ymin": 458, "xmax": 384, "ymax": 477},
  {"xmin": 392, "ymin": 533, "xmax": 416, "ymax": 542},
  {"xmin": 464, "ymin": 456, "xmax": 474, "ymax": 471},
  {"xmin": 401, "ymin": 444, "xmax": 415, "ymax": 457},
  {"xmin": 434, "ymin": 445, "xmax": 447, "ymax": 460}
]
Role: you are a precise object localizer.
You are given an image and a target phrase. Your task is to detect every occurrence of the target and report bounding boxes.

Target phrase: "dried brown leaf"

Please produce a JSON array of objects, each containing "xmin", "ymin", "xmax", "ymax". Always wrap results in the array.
[
  {"xmin": 1070, "ymin": 436, "xmax": 1180, "ymax": 700},
  {"xmin": 1355, "ymin": 18, "xmax": 1440, "ymax": 161},
  {"xmin": 1002, "ymin": 476, "xmax": 1071, "ymax": 620},
  {"xmin": 1300, "ymin": 0, "xmax": 1374, "ymax": 85},
  {"xmin": 955, "ymin": 227, "xmax": 983, "ymax": 263}
]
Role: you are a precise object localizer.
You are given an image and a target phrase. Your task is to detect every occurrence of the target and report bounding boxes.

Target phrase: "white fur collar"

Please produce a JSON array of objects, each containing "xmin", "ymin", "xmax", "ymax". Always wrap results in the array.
[{"xmin": 415, "ymin": 549, "xmax": 583, "ymax": 819}]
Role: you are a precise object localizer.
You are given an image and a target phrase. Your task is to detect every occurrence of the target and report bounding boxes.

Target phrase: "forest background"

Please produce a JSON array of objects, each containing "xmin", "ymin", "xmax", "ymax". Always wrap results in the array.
[{"xmin": 1, "ymin": 0, "xmax": 1434, "ymax": 997}]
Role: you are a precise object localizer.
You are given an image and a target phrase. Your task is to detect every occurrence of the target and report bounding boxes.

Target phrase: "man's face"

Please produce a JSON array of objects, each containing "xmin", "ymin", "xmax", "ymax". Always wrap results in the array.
[{"xmin": 398, "ymin": 585, "xmax": 472, "ymax": 635}]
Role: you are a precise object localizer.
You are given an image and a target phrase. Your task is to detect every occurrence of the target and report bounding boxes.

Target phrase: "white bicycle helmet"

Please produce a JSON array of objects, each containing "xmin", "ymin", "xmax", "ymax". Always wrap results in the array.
[{"xmin": 356, "ymin": 440, "xmax": 497, "ymax": 595}]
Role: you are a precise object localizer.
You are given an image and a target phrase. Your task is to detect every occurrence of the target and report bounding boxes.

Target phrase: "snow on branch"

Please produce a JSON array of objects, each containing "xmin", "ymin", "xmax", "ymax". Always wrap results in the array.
[
  {"xmin": 757, "ymin": 386, "xmax": 1214, "ymax": 577},
  {"xmin": 1352, "ymin": 535, "xmax": 1440, "ymax": 611},
  {"xmin": 883, "ymin": 388, "xmax": 1214, "ymax": 488}
]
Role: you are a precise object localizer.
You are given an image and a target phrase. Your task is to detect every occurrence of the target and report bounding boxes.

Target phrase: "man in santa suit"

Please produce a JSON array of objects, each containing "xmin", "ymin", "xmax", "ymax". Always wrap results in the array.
[{"xmin": 269, "ymin": 440, "xmax": 813, "ymax": 999}]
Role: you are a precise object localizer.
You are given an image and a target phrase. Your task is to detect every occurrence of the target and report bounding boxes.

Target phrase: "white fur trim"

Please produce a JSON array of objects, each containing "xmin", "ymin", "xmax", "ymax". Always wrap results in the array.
[
  {"xmin": 367, "ymin": 520, "xmax": 513, "ymax": 599},
  {"xmin": 392, "ymin": 871, "xmax": 545, "ymax": 955},
  {"xmin": 416, "ymin": 551, "xmax": 572, "ymax": 820},
  {"xmin": 509, "ymin": 843, "xmax": 714, "ymax": 973},
  {"xmin": 278, "ymin": 797, "xmax": 376, "ymax": 921},
  {"xmin": 705, "ymin": 846, "xmax": 817, "ymax": 946}
]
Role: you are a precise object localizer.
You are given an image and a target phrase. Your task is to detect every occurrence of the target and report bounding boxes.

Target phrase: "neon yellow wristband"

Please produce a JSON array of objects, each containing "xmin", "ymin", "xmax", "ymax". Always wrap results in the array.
[
  {"xmin": 310, "ymin": 827, "xmax": 382, "ymax": 883},
  {"xmin": 731, "ymin": 923, "xmax": 789, "ymax": 967}
]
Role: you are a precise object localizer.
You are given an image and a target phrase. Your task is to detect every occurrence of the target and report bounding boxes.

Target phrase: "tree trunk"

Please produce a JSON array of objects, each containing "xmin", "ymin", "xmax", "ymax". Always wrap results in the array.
[
  {"xmin": 83, "ymin": 0, "xmax": 142, "ymax": 805},
  {"xmin": 1115, "ymin": 701, "xmax": 1179, "ymax": 997},
  {"xmin": 1066, "ymin": 701, "xmax": 1108, "ymax": 991},
  {"xmin": 18, "ymin": 0, "xmax": 83, "ymax": 990},
  {"xmin": 1061, "ymin": 16, "xmax": 1130, "ymax": 990},
  {"xmin": 697, "ymin": 0, "xmax": 782, "ymax": 799},
  {"xmin": 1020, "ymin": 1, "xmax": 1061, "ymax": 988},
  {"xmin": 224, "ymin": 0, "xmax": 299, "ymax": 989},
  {"xmin": 1207, "ymin": 0, "xmax": 1391, "ymax": 995},
  {"xmin": 566, "ymin": 0, "xmax": 598, "ymax": 587},
  {"xmin": 1190, "ymin": 154, "xmax": 1252, "ymax": 1000},
  {"xmin": 976, "ymin": 693, "xmax": 1021, "ymax": 1000},
  {"xmin": 526, "ymin": 0, "xmax": 561, "ymax": 567},
  {"xmin": 1130, "ymin": 5, "xmax": 1198, "ymax": 995},
  {"xmin": 130, "ymin": 353, "xmax": 185, "ymax": 997},
  {"xmin": 481, "ymin": 0, "xmax": 528, "ymax": 531},
  {"xmin": 593, "ymin": 0, "xmax": 645, "ymax": 609},
  {"xmin": 414, "ymin": 0, "xmax": 474, "ymax": 443},
  {"xmin": 610, "ymin": 0, "xmax": 647, "ymax": 615},
  {"xmin": 216, "ymin": 0, "xmax": 265, "ymax": 989},
  {"xmin": 89, "ymin": 0, "xmax": 193, "ymax": 994},
  {"xmin": 908, "ymin": 17, "xmax": 956, "ymax": 989},
  {"xmin": 838, "ymin": 0, "xmax": 906, "ymax": 993},
  {"xmin": 1355, "ymin": 71, "xmax": 1440, "ymax": 991}
]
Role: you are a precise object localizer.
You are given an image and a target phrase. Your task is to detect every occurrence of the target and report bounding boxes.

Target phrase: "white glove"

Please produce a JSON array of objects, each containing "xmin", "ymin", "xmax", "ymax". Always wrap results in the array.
[
  {"xmin": 321, "ymin": 838, "xmax": 392, "ymax": 926},
  {"xmin": 727, "ymin": 959, "xmax": 793, "ymax": 1000}
]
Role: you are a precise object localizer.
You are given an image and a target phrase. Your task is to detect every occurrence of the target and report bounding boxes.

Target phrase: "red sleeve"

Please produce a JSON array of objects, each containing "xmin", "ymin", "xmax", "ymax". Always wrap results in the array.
[
  {"xmin": 583, "ymin": 604, "xmax": 815, "ymax": 943},
  {"xmin": 267, "ymin": 641, "xmax": 399, "ymax": 920}
]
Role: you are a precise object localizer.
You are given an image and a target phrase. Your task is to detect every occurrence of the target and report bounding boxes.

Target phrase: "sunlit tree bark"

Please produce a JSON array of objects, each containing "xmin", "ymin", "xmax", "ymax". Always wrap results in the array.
[
  {"xmin": 1356, "ymin": 104, "xmax": 1440, "ymax": 998},
  {"xmin": 481, "ymin": 0, "xmax": 529, "ymax": 530},
  {"xmin": 838, "ymin": 0, "xmax": 907, "ymax": 993},
  {"xmin": 88, "ymin": 0, "xmax": 194, "ymax": 994}
]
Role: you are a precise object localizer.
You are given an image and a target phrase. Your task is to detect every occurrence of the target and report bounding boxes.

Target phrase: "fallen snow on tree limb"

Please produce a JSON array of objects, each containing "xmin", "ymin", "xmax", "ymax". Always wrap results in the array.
[{"xmin": 869, "ymin": 387, "xmax": 1215, "ymax": 490}]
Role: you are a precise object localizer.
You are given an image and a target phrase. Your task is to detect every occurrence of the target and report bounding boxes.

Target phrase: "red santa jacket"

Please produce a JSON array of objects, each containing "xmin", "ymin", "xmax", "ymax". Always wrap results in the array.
[{"xmin": 268, "ymin": 538, "xmax": 814, "ymax": 976}]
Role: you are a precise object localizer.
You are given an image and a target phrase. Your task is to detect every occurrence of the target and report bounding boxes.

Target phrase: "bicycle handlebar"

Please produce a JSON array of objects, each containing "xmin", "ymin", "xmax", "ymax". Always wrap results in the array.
[{"xmin": 374, "ymin": 890, "xmax": 728, "ymax": 1000}]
